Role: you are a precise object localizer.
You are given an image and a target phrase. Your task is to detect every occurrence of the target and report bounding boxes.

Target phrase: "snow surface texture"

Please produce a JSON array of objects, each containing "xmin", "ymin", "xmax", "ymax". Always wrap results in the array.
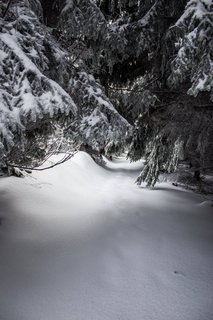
[{"xmin": 0, "ymin": 152, "xmax": 213, "ymax": 320}]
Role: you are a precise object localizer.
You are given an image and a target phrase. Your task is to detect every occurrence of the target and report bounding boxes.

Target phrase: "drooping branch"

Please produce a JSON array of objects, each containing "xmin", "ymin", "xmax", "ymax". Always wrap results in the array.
[{"xmin": 6, "ymin": 152, "xmax": 77, "ymax": 171}]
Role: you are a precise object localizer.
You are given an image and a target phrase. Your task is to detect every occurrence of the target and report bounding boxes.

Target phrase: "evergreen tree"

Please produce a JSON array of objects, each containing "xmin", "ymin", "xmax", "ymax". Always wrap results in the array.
[
  {"xmin": 99, "ymin": 0, "xmax": 213, "ymax": 186},
  {"xmin": 0, "ymin": 0, "xmax": 77, "ymax": 169},
  {"xmin": 0, "ymin": 0, "xmax": 212, "ymax": 187},
  {"xmin": 0, "ymin": 0, "xmax": 129, "ymax": 171},
  {"xmin": 169, "ymin": 0, "xmax": 213, "ymax": 99},
  {"xmin": 57, "ymin": 0, "xmax": 130, "ymax": 154}
]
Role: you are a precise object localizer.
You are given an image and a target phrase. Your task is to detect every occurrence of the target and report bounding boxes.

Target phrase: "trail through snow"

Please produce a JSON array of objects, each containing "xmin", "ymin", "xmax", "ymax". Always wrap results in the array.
[{"xmin": 0, "ymin": 152, "xmax": 213, "ymax": 320}]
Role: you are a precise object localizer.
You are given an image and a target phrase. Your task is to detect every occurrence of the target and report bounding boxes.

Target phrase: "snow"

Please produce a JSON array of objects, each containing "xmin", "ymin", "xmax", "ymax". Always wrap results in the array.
[
  {"xmin": 0, "ymin": 32, "xmax": 77, "ymax": 115},
  {"xmin": 175, "ymin": 0, "xmax": 212, "ymax": 27},
  {"xmin": 0, "ymin": 152, "xmax": 213, "ymax": 320},
  {"xmin": 0, "ymin": 27, "xmax": 78, "ymax": 154},
  {"xmin": 84, "ymin": 111, "xmax": 106, "ymax": 127}
]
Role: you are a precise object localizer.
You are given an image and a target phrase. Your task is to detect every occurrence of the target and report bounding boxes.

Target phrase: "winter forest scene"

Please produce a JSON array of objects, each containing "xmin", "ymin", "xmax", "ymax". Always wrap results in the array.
[{"xmin": 0, "ymin": 0, "xmax": 213, "ymax": 319}]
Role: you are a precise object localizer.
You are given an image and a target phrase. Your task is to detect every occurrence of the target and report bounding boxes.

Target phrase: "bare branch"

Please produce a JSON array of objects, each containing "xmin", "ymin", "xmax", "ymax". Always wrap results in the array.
[{"xmin": 6, "ymin": 152, "xmax": 78, "ymax": 172}]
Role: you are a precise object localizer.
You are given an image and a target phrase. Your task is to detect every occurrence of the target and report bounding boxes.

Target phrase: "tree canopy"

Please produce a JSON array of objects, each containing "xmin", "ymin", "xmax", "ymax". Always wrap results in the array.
[{"xmin": 0, "ymin": 0, "xmax": 212, "ymax": 186}]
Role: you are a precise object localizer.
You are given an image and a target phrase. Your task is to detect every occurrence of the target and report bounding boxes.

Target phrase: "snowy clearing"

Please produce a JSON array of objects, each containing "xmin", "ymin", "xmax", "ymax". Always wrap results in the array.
[{"xmin": 0, "ymin": 152, "xmax": 213, "ymax": 320}]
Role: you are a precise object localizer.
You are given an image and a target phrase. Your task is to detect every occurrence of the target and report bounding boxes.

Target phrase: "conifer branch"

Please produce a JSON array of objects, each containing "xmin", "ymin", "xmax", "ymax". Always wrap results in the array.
[{"xmin": 2, "ymin": 0, "xmax": 13, "ymax": 19}]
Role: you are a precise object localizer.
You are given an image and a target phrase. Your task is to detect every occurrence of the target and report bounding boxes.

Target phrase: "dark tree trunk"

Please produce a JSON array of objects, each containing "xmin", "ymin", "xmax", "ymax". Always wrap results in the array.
[
  {"xmin": 194, "ymin": 170, "xmax": 201, "ymax": 181},
  {"xmin": 40, "ymin": 0, "xmax": 60, "ymax": 27}
]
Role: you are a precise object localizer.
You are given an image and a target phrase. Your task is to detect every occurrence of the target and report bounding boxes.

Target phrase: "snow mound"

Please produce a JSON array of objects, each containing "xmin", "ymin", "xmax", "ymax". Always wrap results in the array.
[{"xmin": 0, "ymin": 152, "xmax": 213, "ymax": 320}]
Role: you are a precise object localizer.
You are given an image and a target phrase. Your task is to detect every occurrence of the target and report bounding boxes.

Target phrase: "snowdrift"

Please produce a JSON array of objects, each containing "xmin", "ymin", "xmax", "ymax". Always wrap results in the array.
[{"xmin": 0, "ymin": 152, "xmax": 213, "ymax": 320}]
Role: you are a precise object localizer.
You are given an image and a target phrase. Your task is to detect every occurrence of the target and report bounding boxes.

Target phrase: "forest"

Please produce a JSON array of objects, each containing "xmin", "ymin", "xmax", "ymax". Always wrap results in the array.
[
  {"xmin": 0, "ymin": 2, "xmax": 213, "ymax": 320},
  {"xmin": 0, "ymin": 0, "xmax": 212, "ymax": 188}
]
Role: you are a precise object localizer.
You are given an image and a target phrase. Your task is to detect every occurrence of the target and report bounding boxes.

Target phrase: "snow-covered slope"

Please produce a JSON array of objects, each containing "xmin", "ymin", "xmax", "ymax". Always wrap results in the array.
[{"xmin": 0, "ymin": 152, "xmax": 213, "ymax": 320}]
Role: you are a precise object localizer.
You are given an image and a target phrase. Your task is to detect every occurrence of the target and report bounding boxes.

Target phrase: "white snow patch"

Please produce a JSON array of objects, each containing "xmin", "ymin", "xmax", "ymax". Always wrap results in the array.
[{"xmin": 0, "ymin": 152, "xmax": 213, "ymax": 320}]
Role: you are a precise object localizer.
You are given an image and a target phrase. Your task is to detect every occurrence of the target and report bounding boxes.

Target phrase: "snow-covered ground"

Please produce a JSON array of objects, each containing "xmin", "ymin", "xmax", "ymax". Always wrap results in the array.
[{"xmin": 0, "ymin": 152, "xmax": 213, "ymax": 320}]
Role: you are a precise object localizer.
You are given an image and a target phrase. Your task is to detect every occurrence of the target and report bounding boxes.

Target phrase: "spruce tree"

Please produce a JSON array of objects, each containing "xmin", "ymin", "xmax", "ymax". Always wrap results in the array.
[
  {"xmin": 0, "ymin": 0, "xmax": 212, "ymax": 186},
  {"xmin": 0, "ymin": 0, "xmax": 129, "ymax": 171}
]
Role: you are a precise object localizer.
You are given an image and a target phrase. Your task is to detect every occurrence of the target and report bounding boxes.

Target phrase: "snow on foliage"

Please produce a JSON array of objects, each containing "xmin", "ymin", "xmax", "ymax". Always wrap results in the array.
[
  {"xmin": 110, "ymin": 77, "xmax": 158, "ymax": 122},
  {"xmin": 0, "ymin": 0, "xmax": 131, "ymax": 168},
  {"xmin": 68, "ymin": 72, "xmax": 130, "ymax": 151},
  {"xmin": 0, "ymin": 1, "xmax": 77, "ymax": 167},
  {"xmin": 169, "ymin": 0, "xmax": 213, "ymax": 99},
  {"xmin": 1, "ymin": 0, "xmax": 212, "ymax": 186},
  {"xmin": 136, "ymin": 137, "xmax": 184, "ymax": 187},
  {"xmin": 60, "ymin": 0, "xmax": 107, "ymax": 42}
]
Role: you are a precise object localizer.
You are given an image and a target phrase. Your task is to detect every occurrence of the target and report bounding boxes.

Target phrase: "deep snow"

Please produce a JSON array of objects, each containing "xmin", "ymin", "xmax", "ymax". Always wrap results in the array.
[{"xmin": 0, "ymin": 152, "xmax": 213, "ymax": 320}]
